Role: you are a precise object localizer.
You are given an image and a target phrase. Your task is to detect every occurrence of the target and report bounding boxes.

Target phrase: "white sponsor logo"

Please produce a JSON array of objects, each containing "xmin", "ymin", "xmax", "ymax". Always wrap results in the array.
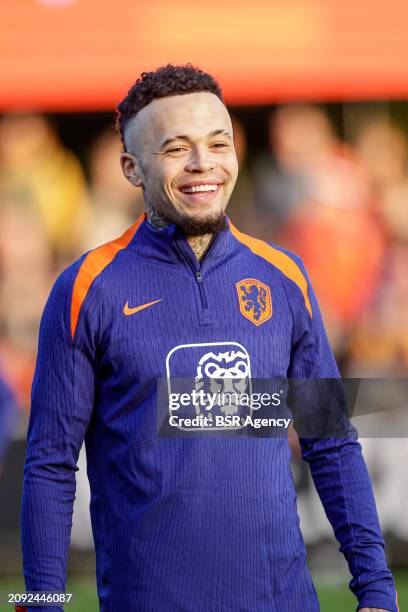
[{"xmin": 165, "ymin": 342, "xmax": 252, "ymax": 430}]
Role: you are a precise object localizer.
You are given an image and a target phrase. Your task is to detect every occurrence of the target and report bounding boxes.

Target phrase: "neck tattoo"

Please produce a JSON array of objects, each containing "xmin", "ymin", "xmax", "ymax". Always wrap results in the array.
[
  {"xmin": 146, "ymin": 207, "xmax": 213, "ymax": 262},
  {"xmin": 188, "ymin": 233, "xmax": 213, "ymax": 262},
  {"xmin": 147, "ymin": 207, "xmax": 168, "ymax": 229}
]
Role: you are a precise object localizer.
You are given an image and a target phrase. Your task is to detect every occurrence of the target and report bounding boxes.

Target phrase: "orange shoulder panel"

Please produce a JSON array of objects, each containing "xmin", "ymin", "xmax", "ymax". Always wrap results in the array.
[
  {"xmin": 70, "ymin": 212, "xmax": 146, "ymax": 339},
  {"xmin": 229, "ymin": 221, "xmax": 312, "ymax": 318}
]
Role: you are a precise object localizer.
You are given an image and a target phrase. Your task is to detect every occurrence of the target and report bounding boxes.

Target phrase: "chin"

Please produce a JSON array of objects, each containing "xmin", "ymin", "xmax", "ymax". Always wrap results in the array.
[{"xmin": 176, "ymin": 209, "xmax": 227, "ymax": 236}]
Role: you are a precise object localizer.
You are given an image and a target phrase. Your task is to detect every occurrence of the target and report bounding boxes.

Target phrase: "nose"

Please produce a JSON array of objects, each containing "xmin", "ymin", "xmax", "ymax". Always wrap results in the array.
[{"xmin": 185, "ymin": 145, "xmax": 216, "ymax": 173}]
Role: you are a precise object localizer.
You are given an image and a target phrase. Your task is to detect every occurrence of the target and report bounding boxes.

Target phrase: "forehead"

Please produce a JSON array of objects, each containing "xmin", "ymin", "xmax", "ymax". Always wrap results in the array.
[{"xmin": 125, "ymin": 92, "xmax": 232, "ymax": 150}]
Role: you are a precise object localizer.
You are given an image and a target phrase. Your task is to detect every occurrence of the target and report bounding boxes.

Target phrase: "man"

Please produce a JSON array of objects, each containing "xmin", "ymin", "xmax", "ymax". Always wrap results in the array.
[{"xmin": 21, "ymin": 64, "xmax": 397, "ymax": 612}]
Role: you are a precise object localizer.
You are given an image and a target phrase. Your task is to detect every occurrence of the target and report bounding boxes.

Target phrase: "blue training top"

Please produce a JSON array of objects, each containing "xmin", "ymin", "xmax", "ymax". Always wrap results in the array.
[{"xmin": 21, "ymin": 214, "xmax": 398, "ymax": 612}]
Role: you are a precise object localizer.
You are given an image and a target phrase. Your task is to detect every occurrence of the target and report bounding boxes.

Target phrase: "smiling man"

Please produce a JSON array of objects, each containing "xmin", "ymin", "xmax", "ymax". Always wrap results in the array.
[
  {"xmin": 20, "ymin": 64, "xmax": 397, "ymax": 612},
  {"xmin": 119, "ymin": 88, "xmax": 238, "ymax": 256}
]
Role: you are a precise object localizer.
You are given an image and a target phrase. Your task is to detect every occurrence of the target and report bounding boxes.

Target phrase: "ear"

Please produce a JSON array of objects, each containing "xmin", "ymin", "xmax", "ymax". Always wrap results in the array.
[{"xmin": 120, "ymin": 152, "xmax": 144, "ymax": 187}]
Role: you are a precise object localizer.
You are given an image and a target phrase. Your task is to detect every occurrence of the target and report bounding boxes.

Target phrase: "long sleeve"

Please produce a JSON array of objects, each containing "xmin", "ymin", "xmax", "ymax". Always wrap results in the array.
[
  {"xmin": 20, "ymin": 260, "xmax": 98, "ymax": 612},
  {"xmin": 287, "ymin": 257, "xmax": 398, "ymax": 612}
]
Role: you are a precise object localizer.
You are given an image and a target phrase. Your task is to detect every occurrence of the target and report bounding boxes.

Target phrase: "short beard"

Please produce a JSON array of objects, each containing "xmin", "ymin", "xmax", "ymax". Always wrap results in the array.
[
  {"xmin": 176, "ymin": 211, "xmax": 227, "ymax": 236},
  {"xmin": 153, "ymin": 207, "xmax": 227, "ymax": 236}
]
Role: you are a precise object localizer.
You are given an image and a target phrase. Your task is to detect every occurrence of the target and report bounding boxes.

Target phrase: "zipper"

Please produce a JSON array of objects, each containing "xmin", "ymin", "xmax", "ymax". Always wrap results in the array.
[
  {"xmin": 194, "ymin": 235, "xmax": 221, "ymax": 311},
  {"xmin": 195, "ymin": 271, "xmax": 208, "ymax": 309},
  {"xmin": 174, "ymin": 232, "xmax": 220, "ymax": 312}
]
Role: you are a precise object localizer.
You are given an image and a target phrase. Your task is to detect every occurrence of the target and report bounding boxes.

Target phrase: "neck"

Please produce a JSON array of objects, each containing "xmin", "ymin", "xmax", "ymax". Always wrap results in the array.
[
  {"xmin": 147, "ymin": 206, "xmax": 168, "ymax": 230},
  {"xmin": 146, "ymin": 206, "xmax": 215, "ymax": 262},
  {"xmin": 187, "ymin": 233, "xmax": 214, "ymax": 262}
]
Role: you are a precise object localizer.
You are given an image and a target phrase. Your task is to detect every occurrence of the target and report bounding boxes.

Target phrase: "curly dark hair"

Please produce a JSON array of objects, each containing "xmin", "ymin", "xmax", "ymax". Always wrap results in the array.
[{"xmin": 115, "ymin": 63, "xmax": 225, "ymax": 150}]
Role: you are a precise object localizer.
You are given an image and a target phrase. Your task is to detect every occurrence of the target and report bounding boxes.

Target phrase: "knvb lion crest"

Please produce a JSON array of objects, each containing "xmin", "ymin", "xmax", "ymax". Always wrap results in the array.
[{"xmin": 236, "ymin": 278, "xmax": 272, "ymax": 326}]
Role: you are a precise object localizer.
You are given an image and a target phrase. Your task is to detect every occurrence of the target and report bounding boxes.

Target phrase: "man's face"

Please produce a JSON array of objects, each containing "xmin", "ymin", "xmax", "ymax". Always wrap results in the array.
[{"xmin": 120, "ymin": 92, "xmax": 239, "ymax": 233}]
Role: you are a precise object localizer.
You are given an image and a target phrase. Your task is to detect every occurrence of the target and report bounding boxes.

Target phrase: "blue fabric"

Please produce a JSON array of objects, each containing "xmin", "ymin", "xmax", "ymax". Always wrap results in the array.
[
  {"xmin": 0, "ymin": 373, "xmax": 18, "ymax": 464},
  {"xmin": 21, "ymin": 218, "xmax": 397, "ymax": 611}
]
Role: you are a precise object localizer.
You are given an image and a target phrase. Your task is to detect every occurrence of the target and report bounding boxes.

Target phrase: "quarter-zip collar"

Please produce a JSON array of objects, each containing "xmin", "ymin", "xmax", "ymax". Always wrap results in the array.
[
  {"xmin": 132, "ymin": 215, "xmax": 239, "ymax": 274},
  {"xmin": 172, "ymin": 223, "xmax": 225, "ymax": 274}
]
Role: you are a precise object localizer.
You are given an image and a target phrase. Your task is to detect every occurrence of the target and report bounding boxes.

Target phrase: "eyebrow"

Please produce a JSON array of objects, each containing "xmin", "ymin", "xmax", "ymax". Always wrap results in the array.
[{"xmin": 160, "ymin": 129, "xmax": 232, "ymax": 150}]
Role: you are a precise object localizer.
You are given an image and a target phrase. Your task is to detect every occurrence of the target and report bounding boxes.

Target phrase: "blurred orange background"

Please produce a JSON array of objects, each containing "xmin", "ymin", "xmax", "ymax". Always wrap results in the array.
[
  {"xmin": 1, "ymin": 1, "xmax": 408, "ymax": 601},
  {"xmin": 3, "ymin": 0, "xmax": 408, "ymax": 110}
]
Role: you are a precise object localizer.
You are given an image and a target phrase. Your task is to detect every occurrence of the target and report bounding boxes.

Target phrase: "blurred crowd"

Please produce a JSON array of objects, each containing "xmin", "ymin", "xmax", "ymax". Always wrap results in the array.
[
  {"xmin": 232, "ymin": 105, "xmax": 408, "ymax": 376},
  {"xmin": 0, "ymin": 106, "xmax": 407, "ymax": 554},
  {"xmin": 0, "ymin": 113, "xmax": 145, "ymax": 418}
]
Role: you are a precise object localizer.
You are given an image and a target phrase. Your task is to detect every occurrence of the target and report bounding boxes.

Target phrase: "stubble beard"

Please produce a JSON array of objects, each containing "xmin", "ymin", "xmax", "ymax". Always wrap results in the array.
[
  {"xmin": 142, "ymin": 170, "xmax": 231, "ymax": 235},
  {"xmin": 173, "ymin": 209, "xmax": 227, "ymax": 236},
  {"xmin": 147, "ymin": 197, "xmax": 227, "ymax": 236}
]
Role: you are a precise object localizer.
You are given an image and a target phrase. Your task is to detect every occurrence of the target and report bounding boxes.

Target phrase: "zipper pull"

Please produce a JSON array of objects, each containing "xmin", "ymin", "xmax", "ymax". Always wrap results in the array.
[{"xmin": 195, "ymin": 270, "xmax": 208, "ymax": 309}]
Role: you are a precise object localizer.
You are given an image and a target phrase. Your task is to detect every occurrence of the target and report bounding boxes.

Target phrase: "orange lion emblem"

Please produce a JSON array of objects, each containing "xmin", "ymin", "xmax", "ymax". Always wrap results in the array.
[{"xmin": 236, "ymin": 278, "xmax": 272, "ymax": 326}]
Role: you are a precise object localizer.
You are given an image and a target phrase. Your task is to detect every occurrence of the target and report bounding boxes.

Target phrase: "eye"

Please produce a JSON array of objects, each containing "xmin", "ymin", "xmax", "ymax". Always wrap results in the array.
[
  {"xmin": 212, "ymin": 142, "xmax": 228, "ymax": 148},
  {"xmin": 167, "ymin": 147, "xmax": 186, "ymax": 153}
]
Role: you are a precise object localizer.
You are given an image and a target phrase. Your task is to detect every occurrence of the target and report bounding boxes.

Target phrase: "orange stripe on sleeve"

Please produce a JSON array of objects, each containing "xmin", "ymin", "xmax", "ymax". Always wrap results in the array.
[
  {"xmin": 70, "ymin": 212, "xmax": 146, "ymax": 339},
  {"xmin": 229, "ymin": 221, "xmax": 312, "ymax": 318}
]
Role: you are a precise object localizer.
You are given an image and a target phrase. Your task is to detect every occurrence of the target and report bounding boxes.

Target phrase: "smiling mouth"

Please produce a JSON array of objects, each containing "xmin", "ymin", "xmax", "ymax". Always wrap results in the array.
[{"xmin": 178, "ymin": 184, "xmax": 222, "ymax": 200}]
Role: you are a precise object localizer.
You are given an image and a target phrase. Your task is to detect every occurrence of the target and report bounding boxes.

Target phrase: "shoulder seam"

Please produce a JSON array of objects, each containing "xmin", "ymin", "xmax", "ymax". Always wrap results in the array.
[
  {"xmin": 229, "ymin": 221, "xmax": 312, "ymax": 317},
  {"xmin": 70, "ymin": 213, "xmax": 146, "ymax": 340}
]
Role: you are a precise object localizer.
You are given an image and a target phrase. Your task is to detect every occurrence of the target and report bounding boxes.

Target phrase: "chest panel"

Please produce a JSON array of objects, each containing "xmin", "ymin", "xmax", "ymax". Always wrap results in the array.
[{"xmin": 99, "ymin": 260, "xmax": 293, "ymax": 386}]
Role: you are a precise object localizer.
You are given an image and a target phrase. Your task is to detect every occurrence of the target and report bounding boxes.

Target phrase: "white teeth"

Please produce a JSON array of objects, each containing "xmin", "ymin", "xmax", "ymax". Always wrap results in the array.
[{"xmin": 181, "ymin": 184, "xmax": 219, "ymax": 193}]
